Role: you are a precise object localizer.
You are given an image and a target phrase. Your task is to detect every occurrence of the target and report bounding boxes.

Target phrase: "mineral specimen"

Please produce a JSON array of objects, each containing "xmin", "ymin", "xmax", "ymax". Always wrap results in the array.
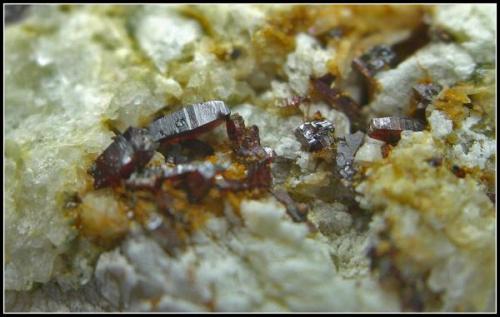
[
  {"xmin": 294, "ymin": 120, "xmax": 335, "ymax": 152},
  {"xmin": 89, "ymin": 127, "xmax": 157, "ymax": 189},
  {"xmin": 367, "ymin": 117, "xmax": 424, "ymax": 144},
  {"xmin": 5, "ymin": 4, "xmax": 495, "ymax": 313}
]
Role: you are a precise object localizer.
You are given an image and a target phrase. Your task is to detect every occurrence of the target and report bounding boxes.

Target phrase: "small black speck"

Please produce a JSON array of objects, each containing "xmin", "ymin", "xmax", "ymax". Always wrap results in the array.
[{"xmin": 230, "ymin": 48, "xmax": 242, "ymax": 60}]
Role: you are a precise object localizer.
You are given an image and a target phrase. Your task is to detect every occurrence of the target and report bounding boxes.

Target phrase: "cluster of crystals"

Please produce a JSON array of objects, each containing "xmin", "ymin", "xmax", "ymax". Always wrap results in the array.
[
  {"xmin": 127, "ymin": 113, "xmax": 277, "ymax": 203},
  {"xmin": 89, "ymin": 101, "xmax": 230, "ymax": 189},
  {"xmin": 294, "ymin": 120, "xmax": 335, "ymax": 152},
  {"xmin": 89, "ymin": 100, "xmax": 315, "ymax": 225},
  {"xmin": 226, "ymin": 113, "xmax": 272, "ymax": 161},
  {"xmin": 224, "ymin": 114, "xmax": 275, "ymax": 190}
]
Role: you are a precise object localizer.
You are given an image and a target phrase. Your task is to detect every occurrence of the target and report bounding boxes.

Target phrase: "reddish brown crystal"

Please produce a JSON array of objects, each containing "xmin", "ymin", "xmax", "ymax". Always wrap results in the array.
[
  {"xmin": 310, "ymin": 74, "xmax": 362, "ymax": 130},
  {"xmin": 246, "ymin": 154, "xmax": 274, "ymax": 189},
  {"xmin": 367, "ymin": 117, "xmax": 424, "ymax": 144},
  {"xmin": 183, "ymin": 170, "xmax": 215, "ymax": 203},
  {"xmin": 352, "ymin": 45, "xmax": 397, "ymax": 105},
  {"xmin": 89, "ymin": 127, "xmax": 157, "ymax": 189},
  {"xmin": 391, "ymin": 23, "xmax": 430, "ymax": 64},
  {"xmin": 352, "ymin": 24, "xmax": 431, "ymax": 107},
  {"xmin": 226, "ymin": 114, "xmax": 268, "ymax": 160}
]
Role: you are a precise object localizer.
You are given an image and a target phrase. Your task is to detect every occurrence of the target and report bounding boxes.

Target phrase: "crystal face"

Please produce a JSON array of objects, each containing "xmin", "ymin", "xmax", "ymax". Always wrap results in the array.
[{"xmin": 148, "ymin": 100, "xmax": 230, "ymax": 143}]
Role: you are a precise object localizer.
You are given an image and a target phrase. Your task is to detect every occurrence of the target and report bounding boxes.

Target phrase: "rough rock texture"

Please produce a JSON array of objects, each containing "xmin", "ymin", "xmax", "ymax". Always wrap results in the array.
[
  {"xmin": 92, "ymin": 199, "xmax": 399, "ymax": 312},
  {"xmin": 5, "ymin": 4, "xmax": 496, "ymax": 312},
  {"xmin": 356, "ymin": 132, "xmax": 495, "ymax": 311},
  {"xmin": 368, "ymin": 4, "xmax": 495, "ymax": 117}
]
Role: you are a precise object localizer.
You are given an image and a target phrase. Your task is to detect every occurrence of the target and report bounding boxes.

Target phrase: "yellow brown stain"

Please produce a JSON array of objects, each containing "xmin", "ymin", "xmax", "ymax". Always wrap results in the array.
[{"xmin": 434, "ymin": 84, "xmax": 474, "ymax": 127}]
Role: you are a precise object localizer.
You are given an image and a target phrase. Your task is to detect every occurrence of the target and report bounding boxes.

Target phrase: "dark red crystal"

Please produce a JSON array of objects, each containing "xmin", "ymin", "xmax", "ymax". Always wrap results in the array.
[
  {"xmin": 226, "ymin": 114, "xmax": 268, "ymax": 160},
  {"xmin": 89, "ymin": 127, "xmax": 157, "ymax": 189},
  {"xmin": 367, "ymin": 117, "xmax": 424, "ymax": 144}
]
